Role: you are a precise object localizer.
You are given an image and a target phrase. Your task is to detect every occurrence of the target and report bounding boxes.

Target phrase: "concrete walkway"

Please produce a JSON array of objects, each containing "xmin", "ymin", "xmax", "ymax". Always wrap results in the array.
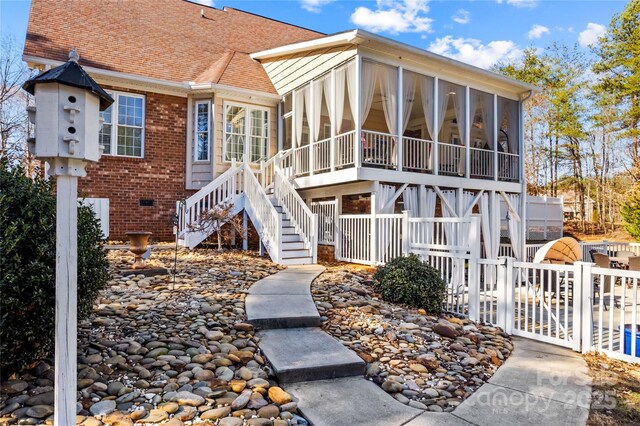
[{"xmin": 246, "ymin": 267, "xmax": 592, "ymax": 426}]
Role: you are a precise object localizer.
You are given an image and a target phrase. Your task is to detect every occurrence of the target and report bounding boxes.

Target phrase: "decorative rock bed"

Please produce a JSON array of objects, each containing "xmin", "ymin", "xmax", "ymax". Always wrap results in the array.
[
  {"xmin": 0, "ymin": 249, "xmax": 309, "ymax": 426},
  {"xmin": 312, "ymin": 264, "xmax": 513, "ymax": 412}
]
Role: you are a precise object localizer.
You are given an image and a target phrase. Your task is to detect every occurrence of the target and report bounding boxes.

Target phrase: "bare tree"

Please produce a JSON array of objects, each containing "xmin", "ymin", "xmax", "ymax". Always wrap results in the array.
[
  {"xmin": 0, "ymin": 36, "xmax": 35, "ymax": 170},
  {"xmin": 188, "ymin": 202, "xmax": 246, "ymax": 251}
]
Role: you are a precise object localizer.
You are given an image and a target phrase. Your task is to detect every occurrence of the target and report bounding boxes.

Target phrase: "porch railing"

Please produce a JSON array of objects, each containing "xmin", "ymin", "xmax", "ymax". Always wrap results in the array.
[
  {"xmin": 403, "ymin": 136, "xmax": 434, "ymax": 173},
  {"xmin": 438, "ymin": 143, "xmax": 465, "ymax": 176},
  {"xmin": 469, "ymin": 147, "xmax": 494, "ymax": 179},
  {"xmin": 498, "ymin": 152, "xmax": 519, "ymax": 181},
  {"xmin": 312, "ymin": 137, "xmax": 331, "ymax": 174},
  {"xmin": 336, "ymin": 130, "xmax": 356, "ymax": 169},
  {"xmin": 361, "ymin": 130, "xmax": 397, "ymax": 168}
]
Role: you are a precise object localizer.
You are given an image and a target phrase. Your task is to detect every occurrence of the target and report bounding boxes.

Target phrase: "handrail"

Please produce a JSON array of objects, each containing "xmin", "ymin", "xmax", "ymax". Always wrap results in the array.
[
  {"xmin": 243, "ymin": 164, "xmax": 282, "ymax": 262},
  {"xmin": 178, "ymin": 160, "xmax": 243, "ymax": 240},
  {"xmin": 273, "ymin": 165, "xmax": 317, "ymax": 263}
]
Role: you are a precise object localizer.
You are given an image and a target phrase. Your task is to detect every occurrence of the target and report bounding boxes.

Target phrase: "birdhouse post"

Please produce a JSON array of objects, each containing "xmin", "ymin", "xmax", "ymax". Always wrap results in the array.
[{"xmin": 23, "ymin": 50, "xmax": 114, "ymax": 426}]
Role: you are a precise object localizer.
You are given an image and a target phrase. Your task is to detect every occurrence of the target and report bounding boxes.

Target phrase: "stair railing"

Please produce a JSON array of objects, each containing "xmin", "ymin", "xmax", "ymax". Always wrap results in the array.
[
  {"xmin": 243, "ymin": 163, "xmax": 282, "ymax": 262},
  {"xmin": 273, "ymin": 166, "xmax": 318, "ymax": 263},
  {"xmin": 259, "ymin": 149, "xmax": 294, "ymax": 189},
  {"xmin": 177, "ymin": 159, "xmax": 243, "ymax": 247}
]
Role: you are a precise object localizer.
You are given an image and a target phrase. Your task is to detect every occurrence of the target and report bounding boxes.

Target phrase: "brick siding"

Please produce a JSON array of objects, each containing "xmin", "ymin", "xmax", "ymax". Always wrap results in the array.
[{"xmin": 78, "ymin": 86, "xmax": 193, "ymax": 241}]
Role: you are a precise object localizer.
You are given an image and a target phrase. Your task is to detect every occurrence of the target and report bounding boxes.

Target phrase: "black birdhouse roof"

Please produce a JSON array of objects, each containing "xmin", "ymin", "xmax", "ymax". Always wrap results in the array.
[{"xmin": 23, "ymin": 57, "xmax": 114, "ymax": 111}]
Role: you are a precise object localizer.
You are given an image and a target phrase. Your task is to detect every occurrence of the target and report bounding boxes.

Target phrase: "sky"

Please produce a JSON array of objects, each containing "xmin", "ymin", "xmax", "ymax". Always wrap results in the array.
[{"xmin": 0, "ymin": 0, "xmax": 629, "ymax": 69}]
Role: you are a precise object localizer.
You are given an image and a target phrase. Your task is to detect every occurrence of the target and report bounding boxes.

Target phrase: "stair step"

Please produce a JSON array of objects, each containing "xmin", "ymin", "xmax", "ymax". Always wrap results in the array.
[
  {"xmin": 282, "ymin": 248, "xmax": 311, "ymax": 258},
  {"xmin": 246, "ymin": 295, "xmax": 321, "ymax": 329},
  {"xmin": 256, "ymin": 328, "xmax": 366, "ymax": 383},
  {"xmin": 281, "ymin": 226, "xmax": 298, "ymax": 235},
  {"xmin": 282, "ymin": 234, "xmax": 303, "ymax": 243},
  {"xmin": 282, "ymin": 241, "xmax": 305, "ymax": 250},
  {"xmin": 280, "ymin": 257, "xmax": 314, "ymax": 265}
]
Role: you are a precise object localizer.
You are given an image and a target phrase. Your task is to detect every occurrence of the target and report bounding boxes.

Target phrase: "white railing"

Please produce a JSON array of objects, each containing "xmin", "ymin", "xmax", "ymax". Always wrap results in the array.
[
  {"xmin": 478, "ymin": 258, "xmax": 504, "ymax": 326},
  {"xmin": 498, "ymin": 152, "xmax": 519, "ymax": 181},
  {"xmin": 336, "ymin": 215, "xmax": 372, "ymax": 264},
  {"xmin": 260, "ymin": 155, "xmax": 277, "ymax": 189},
  {"xmin": 274, "ymin": 167, "xmax": 318, "ymax": 262},
  {"xmin": 293, "ymin": 144, "xmax": 310, "ymax": 177},
  {"xmin": 312, "ymin": 137, "xmax": 331, "ymax": 174},
  {"xmin": 470, "ymin": 147, "xmax": 493, "ymax": 179},
  {"xmin": 510, "ymin": 260, "xmax": 580, "ymax": 350},
  {"xmin": 361, "ymin": 130, "xmax": 396, "ymax": 168},
  {"xmin": 311, "ymin": 200, "xmax": 337, "ymax": 245},
  {"xmin": 177, "ymin": 161, "xmax": 244, "ymax": 248},
  {"xmin": 589, "ymin": 266, "xmax": 640, "ymax": 363},
  {"xmin": 498, "ymin": 241, "xmax": 640, "ymax": 264},
  {"xmin": 336, "ymin": 130, "xmax": 356, "ymax": 169},
  {"xmin": 438, "ymin": 143, "xmax": 465, "ymax": 176},
  {"xmin": 376, "ymin": 214, "xmax": 404, "ymax": 264},
  {"xmin": 403, "ymin": 137, "xmax": 433, "ymax": 173},
  {"xmin": 243, "ymin": 164, "xmax": 282, "ymax": 263}
]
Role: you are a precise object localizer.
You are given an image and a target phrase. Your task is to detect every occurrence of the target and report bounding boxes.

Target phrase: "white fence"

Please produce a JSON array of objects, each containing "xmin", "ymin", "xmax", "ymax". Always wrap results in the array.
[
  {"xmin": 500, "ymin": 195, "xmax": 563, "ymax": 241},
  {"xmin": 311, "ymin": 200, "xmax": 337, "ymax": 245}
]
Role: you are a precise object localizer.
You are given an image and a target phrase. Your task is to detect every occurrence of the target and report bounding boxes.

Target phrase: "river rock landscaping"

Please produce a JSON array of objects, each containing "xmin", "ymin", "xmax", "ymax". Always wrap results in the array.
[
  {"xmin": 0, "ymin": 248, "xmax": 306, "ymax": 426},
  {"xmin": 311, "ymin": 263, "xmax": 513, "ymax": 412}
]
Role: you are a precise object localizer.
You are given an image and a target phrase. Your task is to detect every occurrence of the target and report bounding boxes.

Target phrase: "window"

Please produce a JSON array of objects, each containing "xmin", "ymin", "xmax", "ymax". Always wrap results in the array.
[
  {"xmin": 99, "ymin": 91, "xmax": 145, "ymax": 157},
  {"xmin": 224, "ymin": 103, "xmax": 269, "ymax": 163},
  {"xmin": 194, "ymin": 100, "xmax": 211, "ymax": 161}
]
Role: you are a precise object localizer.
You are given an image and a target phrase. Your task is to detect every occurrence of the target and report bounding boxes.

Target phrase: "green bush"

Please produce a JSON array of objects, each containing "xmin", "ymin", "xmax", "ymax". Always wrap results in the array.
[
  {"xmin": 373, "ymin": 254, "xmax": 446, "ymax": 314},
  {"xmin": 621, "ymin": 186, "xmax": 640, "ymax": 241},
  {"xmin": 0, "ymin": 160, "xmax": 110, "ymax": 376}
]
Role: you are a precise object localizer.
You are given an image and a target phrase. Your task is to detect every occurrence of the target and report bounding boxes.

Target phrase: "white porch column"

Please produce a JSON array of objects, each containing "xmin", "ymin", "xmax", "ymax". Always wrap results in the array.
[
  {"xmin": 309, "ymin": 80, "xmax": 315, "ymax": 177},
  {"xmin": 277, "ymin": 100, "xmax": 283, "ymax": 153},
  {"xmin": 355, "ymin": 55, "xmax": 362, "ymax": 169},
  {"xmin": 465, "ymin": 85, "xmax": 470, "ymax": 178},
  {"xmin": 433, "ymin": 77, "xmax": 439, "ymax": 176},
  {"xmin": 330, "ymin": 68, "xmax": 336, "ymax": 172},
  {"xmin": 370, "ymin": 189, "xmax": 377, "ymax": 265},
  {"xmin": 493, "ymin": 94, "xmax": 498, "ymax": 181},
  {"xmin": 397, "ymin": 66, "xmax": 403, "ymax": 172}
]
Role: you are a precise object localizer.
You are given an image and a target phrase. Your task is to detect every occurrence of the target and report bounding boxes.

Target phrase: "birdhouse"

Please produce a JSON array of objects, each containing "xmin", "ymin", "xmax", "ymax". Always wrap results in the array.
[{"xmin": 23, "ymin": 49, "xmax": 114, "ymax": 176}]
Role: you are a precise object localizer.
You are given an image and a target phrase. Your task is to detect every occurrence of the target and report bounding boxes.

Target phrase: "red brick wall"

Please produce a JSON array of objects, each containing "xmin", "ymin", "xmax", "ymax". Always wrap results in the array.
[{"xmin": 78, "ymin": 86, "xmax": 194, "ymax": 241}]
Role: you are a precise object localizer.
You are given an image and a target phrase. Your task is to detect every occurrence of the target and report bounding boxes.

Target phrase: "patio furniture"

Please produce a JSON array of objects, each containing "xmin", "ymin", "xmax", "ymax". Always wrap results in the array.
[
  {"xmin": 592, "ymin": 252, "xmax": 618, "ymax": 309},
  {"xmin": 629, "ymin": 256, "xmax": 640, "ymax": 272},
  {"xmin": 611, "ymin": 250, "xmax": 635, "ymax": 268}
]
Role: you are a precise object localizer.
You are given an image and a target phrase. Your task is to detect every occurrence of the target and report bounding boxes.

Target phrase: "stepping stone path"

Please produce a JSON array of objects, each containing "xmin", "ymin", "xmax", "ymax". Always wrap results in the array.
[{"xmin": 0, "ymin": 249, "xmax": 307, "ymax": 426}]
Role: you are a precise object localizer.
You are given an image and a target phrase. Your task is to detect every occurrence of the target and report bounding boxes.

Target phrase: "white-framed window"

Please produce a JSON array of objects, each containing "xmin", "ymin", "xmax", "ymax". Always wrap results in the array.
[
  {"xmin": 224, "ymin": 102, "xmax": 269, "ymax": 163},
  {"xmin": 99, "ymin": 91, "xmax": 145, "ymax": 157},
  {"xmin": 194, "ymin": 100, "xmax": 211, "ymax": 162}
]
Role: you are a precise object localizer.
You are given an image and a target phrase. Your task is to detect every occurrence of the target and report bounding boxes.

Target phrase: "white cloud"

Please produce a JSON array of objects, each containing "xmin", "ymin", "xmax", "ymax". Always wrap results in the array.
[
  {"xmin": 527, "ymin": 24, "xmax": 550, "ymax": 40},
  {"xmin": 496, "ymin": 0, "xmax": 538, "ymax": 8},
  {"xmin": 351, "ymin": 0, "xmax": 433, "ymax": 34},
  {"xmin": 452, "ymin": 9, "xmax": 470, "ymax": 25},
  {"xmin": 428, "ymin": 36, "xmax": 522, "ymax": 69},
  {"xmin": 578, "ymin": 23, "xmax": 606, "ymax": 47},
  {"xmin": 192, "ymin": 0, "xmax": 214, "ymax": 7},
  {"xmin": 300, "ymin": 0, "xmax": 335, "ymax": 13}
]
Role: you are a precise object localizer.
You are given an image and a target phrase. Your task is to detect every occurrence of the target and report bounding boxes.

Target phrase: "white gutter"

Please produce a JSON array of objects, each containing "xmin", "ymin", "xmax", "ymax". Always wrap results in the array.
[
  {"xmin": 250, "ymin": 30, "xmax": 359, "ymax": 60},
  {"xmin": 23, "ymin": 55, "xmax": 190, "ymax": 91},
  {"xmin": 24, "ymin": 55, "xmax": 281, "ymax": 100},
  {"xmin": 251, "ymin": 29, "xmax": 539, "ymax": 93}
]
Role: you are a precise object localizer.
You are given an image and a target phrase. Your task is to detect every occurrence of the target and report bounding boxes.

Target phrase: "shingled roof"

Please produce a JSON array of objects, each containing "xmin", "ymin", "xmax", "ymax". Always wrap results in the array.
[{"xmin": 24, "ymin": 0, "xmax": 323, "ymax": 94}]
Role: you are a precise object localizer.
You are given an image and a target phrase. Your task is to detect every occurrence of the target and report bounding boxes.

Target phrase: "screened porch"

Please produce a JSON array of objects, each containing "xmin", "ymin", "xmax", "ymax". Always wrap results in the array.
[{"xmin": 279, "ymin": 57, "xmax": 521, "ymax": 184}]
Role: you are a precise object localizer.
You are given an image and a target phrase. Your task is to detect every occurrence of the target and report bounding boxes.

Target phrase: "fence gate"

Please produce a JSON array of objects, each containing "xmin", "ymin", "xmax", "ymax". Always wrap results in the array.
[{"xmin": 310, "ymin": 200, "xmax": 337, "ymax": 245}]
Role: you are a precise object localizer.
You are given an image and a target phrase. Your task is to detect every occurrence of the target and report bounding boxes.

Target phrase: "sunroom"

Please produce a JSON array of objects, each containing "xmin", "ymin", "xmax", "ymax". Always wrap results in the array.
[{"xmin": 253, "ymin": 32, "xmax": 530, "ymax": 191}]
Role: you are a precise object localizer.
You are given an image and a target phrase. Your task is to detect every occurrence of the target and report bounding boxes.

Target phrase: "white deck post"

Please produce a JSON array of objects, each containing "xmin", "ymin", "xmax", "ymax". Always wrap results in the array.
[
  {"xmin": 465, "ymin": 86, "xmax": 470, "ymax": 178},
  {"xmin": 504, "ymin": 256, "xmax": 515, "ymax": 334},
  {"xmin": 355, "ymin": 56, "xmax": 362, "ymax": 169},
  {"xmin": 433, "ymin": 77, "xmax": 439, "ymax": 175},
  {"xmin": 242, "ymin": 210, "xmax": 248, "ymax": 251},
  {"xmin": 467, "ymin": 214, "xmax": 481, "ymax": 322},
  {"xmin": 397, "ymin": 66, "xmax": 403, "ymax": 172},
  {"xmin": 401, "ymin": 210, "xmax": 410, "ymax": 256},
  {"xmin": 493, "ymin": 94, "xmax": 498, "ymax": 181},
  {"xmin": 573, "ymin": 262, "xmax": 586, "ymax": 352},
  {"xmin": 309, "ymin": 80, "xmax": 315, "ymax": 177},
  {"xmin": 54, "ymin": 175, "xmax": 78, "ymax": 426},
  {"xmin": 370, "ymin": 190, "xmax": 377, "ymax": 265},
  {"xmin": 330, "ymin": 68, "xmax": 336, "ymax": 172},
  {"xmin": 496, "ymin": 257, "xmax": 508, "ymax": 330},
  {"xmin": 579, "ymin": 261, "xmax": 594, "ymax": 353}
]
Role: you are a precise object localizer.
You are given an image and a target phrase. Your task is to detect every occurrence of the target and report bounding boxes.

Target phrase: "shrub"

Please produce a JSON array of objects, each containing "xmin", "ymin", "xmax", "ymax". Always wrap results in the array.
[
  {"xmin": 0, "ymin": 160, "xmax": 110, "ymax": 376},
  {"xmin": 621, "ymin": 186, "xmax": 640, "ymax": 241},
  {"xmin": 373, "ymin": 254, "xmax": 446, "ymax": 314}
]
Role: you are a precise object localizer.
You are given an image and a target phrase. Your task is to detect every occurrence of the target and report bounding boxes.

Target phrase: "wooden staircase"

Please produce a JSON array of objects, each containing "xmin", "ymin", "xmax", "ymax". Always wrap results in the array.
[{"xmin": 176, "ymin": 157, "xmax": 317, "ymax": 265}]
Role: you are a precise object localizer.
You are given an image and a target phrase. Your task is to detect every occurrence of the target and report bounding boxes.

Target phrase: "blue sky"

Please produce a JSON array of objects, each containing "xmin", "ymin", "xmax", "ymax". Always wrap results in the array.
[{"xmin": 0, "ymin": 0, "xmax": 628, "ymax": 69}]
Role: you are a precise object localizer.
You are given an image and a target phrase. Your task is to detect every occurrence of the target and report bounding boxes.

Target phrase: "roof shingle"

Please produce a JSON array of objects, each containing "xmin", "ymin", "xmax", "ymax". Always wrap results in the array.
[{"xmin": 24, "ymin": 0, "xmax": 323, "ymax": 94}]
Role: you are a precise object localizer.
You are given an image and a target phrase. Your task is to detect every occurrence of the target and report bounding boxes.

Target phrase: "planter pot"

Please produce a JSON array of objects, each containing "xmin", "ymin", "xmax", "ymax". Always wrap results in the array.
[{"xmin": 126, "ymin": 231, "xmax": 152, "ymax": 269}]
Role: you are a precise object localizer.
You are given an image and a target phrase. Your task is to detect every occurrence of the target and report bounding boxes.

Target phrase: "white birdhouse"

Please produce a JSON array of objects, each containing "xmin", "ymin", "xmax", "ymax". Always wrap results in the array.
[{"xmin": 23, "ymin": 49, "xmax": 114, "ymax": 176}]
